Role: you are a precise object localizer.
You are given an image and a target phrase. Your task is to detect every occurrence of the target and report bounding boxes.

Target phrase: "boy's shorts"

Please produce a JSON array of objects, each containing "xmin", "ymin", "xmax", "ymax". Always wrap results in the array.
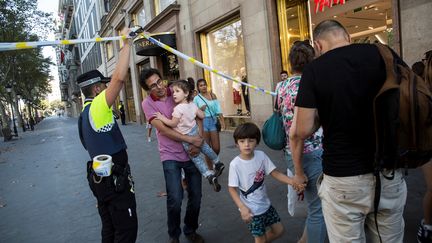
[{"xmin": 248, "ymin": 205, "xmax": 281, "ymax": 237}]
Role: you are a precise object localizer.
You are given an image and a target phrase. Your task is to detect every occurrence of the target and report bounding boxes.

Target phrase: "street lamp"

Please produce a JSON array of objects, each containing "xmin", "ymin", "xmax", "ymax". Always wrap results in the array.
[{"xmin": 5, "ymin": 85, "xmax": 18, "ymax": 136}]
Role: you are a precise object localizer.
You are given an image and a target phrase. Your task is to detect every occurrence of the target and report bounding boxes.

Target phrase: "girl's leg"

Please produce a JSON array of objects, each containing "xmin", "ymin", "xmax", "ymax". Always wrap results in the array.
[
  {"xmin": 265, "ymin": 222, "xmax": 284, "ymax": 242},
  {"xmin": 181, "ymin": 141, "xmax": 211, "ymax": 177},
  {"xmin": 202, "ymin": 131, "xmax": 213, "ymax": 169},
  {"xmin": 200, "ymin": 142, "xmax": 219, "ymax": 164},
  {"xmin": 208, "ymin": 130, "xmax": 225, "ymax": 176}
]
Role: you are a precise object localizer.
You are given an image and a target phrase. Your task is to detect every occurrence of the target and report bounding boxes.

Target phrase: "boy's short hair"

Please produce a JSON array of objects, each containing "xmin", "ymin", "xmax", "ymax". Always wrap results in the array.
[{"xmin": 233, "ymin": 122, "xmax": 261, "ymax": 144}]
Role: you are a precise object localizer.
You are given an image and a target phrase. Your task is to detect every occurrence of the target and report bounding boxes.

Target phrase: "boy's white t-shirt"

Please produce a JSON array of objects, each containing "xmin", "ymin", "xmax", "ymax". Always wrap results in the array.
[
  {"xmin": 172, "ymin": 102, "xmax": 198, "ymax": 134},
  {"xmin": 228, "ymin": 150, "xmax": 276, "ymax": 216}
]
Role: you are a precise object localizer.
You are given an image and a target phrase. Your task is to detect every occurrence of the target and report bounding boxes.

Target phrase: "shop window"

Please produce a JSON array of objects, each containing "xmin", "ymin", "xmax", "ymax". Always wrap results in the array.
[
  {"xmin": 162, "ymin": 53, "xmax": 179, "ymax": 81},
  {"xmin": 311, "ymin": 0, "xmax": 394, "ymax": 47},
  {"xmin": 277, "ymin": 0, "xmax": 310, "ymax": 73},
  {"xmin": 200, "ymin": 19, "xmax": 249, "ymax": 116},
  {"xmin": 105, "ymin": 41, "xmax": 114, "ymax": 60},
  {"xmin": 132, "ymin": 5, "xmax": 147, "ymax": 27},
  {"xmin": 154, "ymin": 0, "xmax": 175, "ymax": 16}
]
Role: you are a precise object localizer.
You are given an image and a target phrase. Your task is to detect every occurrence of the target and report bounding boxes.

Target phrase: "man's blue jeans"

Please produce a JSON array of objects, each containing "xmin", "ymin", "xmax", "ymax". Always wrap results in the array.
[
  {"xmin": 162, "ymin": 160, "xmax": 202, "ymax": 239},
  {"xmin": 285, "ymin": 149, "xmax": 327, "ymax": 243}
]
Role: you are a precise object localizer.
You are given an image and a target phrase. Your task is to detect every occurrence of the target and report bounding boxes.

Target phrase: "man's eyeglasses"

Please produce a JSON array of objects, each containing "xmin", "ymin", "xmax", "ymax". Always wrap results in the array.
[{"xmin": 149, "ymin": 79, "xmax": 164, "ymax": 90}]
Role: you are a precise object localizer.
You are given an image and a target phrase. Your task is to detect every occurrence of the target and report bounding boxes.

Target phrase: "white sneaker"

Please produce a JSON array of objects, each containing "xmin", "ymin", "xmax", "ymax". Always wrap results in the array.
[{"xmin": 147, "ymin": 137, "xmax": 151, "ymax": 142}]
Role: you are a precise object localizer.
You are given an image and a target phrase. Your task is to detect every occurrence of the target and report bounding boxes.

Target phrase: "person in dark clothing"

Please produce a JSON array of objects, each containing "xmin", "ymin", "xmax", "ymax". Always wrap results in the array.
[
  {"xmin": 289, "ymin": 20, "xmax": 407, "ymax": 242},
  {"xmin": 77, "ymin": 28, "xmax": 138, "ymax": 243},
  {"xmin": 119, "ymin": 101, "xmax": 126, "ymax": 125},
  {"xmin": 29, "ymin": 117, "xmax": 35, "ymax": 131},
  {"xmin": 240, "ymin": 67, "xmax": 250, "ymax": 116}
]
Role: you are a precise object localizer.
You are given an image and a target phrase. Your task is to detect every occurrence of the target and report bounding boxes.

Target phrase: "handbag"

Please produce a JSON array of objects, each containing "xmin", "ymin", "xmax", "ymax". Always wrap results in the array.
[
  {"xmin": 262, "ymin": 92, "xmax": 286, "ymax": 150},
  {"xmin": 198, "ymin": 94, "xmax": 221, "ymax": 132},
  {"xmin": 215, "ymin": 118, "xmax": 222, "ymax": 132}
]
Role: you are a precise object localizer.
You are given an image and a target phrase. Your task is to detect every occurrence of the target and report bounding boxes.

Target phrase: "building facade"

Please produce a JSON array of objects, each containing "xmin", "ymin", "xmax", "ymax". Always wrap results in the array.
[{"xmin": 59, "ymin": 0, "xmax": 432, "ymax": 126}]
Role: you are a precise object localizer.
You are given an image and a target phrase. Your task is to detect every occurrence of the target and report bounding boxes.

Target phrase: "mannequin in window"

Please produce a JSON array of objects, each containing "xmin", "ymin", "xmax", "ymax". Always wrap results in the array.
[
  {"xmin": 240, "ymin": 67, "xmax": 250, "ymax": 116},
  {"xmin": 232, "ymin": 69, "xmax": 242, "ymax": 115}
]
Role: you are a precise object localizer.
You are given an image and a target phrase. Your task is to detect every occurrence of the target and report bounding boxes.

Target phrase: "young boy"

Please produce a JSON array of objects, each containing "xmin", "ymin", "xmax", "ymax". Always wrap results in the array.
[{"xmin": 228, "ymin": 122, "xmax": 304, "ymax": 243}]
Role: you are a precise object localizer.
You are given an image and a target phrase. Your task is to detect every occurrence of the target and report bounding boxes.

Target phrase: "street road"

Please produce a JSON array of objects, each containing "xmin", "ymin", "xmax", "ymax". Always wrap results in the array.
[{"xmin": 0, "ymin": 116, "xmax": 425, "ymax": 242}]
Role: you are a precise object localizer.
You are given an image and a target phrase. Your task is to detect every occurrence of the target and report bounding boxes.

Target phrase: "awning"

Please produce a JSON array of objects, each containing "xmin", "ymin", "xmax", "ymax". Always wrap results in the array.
[{"xmin": 134, "ymin": 32, "xmax": 176, "ymax": 56}]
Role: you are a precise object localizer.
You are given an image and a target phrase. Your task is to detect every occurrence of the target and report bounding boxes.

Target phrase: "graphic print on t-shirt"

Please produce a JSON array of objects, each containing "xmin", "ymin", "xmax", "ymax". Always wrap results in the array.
[{"xmin": 242, "ymin": 163, "xmax": 265, "ymax": 198}]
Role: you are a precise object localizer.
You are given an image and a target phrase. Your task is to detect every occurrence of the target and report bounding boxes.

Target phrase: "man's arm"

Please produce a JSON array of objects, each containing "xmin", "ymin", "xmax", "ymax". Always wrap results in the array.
[
  {"xmin": 228, "ymin": 186, "xmax": 252, "ymax": 223},
  {"xmin": 289, "ymin": 107, "xmax": 320, "ymax": 186},
  {"xmin": 105, "ymin": 28, "xmax": 131, "ymax": 107},
  {"xmin": 150, "ymin": 118, "xmax": 203, "ymax": 147}
]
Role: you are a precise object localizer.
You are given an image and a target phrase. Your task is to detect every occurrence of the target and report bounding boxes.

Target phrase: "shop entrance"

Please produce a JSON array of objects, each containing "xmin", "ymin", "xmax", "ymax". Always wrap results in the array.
[{"xmin": 311, "ymin": 0, "xmax": 395, "ymax": 48}]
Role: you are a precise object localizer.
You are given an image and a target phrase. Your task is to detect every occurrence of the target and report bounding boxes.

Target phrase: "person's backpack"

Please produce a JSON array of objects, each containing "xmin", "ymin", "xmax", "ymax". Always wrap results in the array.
[
  {"xmin": 374, "ymin": 43, "xmax": 432, "ymax": 172},
  {"xmin": 372, "ymin": 43, "xmax": 432, "ymax": 243}
]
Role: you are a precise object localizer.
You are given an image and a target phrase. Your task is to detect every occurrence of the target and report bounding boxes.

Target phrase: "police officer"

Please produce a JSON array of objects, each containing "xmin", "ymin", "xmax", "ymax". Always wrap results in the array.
[
  {"xmin": 77, "ymin": 28, "xmax": 138, "ymax": 242},
  {"xmin": 118, "ymin": 101, "xmax": 126, "ymax": 125}
]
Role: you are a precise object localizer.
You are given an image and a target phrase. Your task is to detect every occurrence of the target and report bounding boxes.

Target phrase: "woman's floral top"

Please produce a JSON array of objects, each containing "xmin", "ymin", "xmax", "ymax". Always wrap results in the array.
[{"xmin": 276, "ymin": 75, "xmax": 323, "ymax": 154}]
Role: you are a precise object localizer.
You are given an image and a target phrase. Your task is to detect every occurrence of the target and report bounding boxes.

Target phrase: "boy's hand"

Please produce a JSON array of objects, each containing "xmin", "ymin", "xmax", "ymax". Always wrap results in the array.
[
  {"xmin": 239, "ymin": 206, "xmax": 253, "ymax": 223},
  {"xmin": 293, "ymin": 182, "xmax": 306, "ymax": 192}
]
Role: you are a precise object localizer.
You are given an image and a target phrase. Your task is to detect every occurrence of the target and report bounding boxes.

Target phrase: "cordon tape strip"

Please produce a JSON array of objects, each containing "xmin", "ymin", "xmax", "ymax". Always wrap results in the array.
[{"xmin": 0, "ymin": 31, "xmax": 276, "ymax": 96}]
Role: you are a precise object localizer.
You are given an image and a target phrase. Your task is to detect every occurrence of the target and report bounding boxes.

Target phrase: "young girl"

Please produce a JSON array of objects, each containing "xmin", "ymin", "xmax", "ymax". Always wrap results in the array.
[
  {"xmin": 228, "ymin": 122, "xmax": 305, "ymax": 243},
  {"xmin": 155, "ymin": 80, "xmax": 224, "ymax": 192}
]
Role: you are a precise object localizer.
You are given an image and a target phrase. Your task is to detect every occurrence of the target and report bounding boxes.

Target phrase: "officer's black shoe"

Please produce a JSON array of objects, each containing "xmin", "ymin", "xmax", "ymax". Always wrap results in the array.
[
  {"xmin": 168, "ymin": 237, "xmax": 179, "ymax": 243},
  {"xmin": 185, "ymin": 232, "xmax": 204, "ymax": 243}
]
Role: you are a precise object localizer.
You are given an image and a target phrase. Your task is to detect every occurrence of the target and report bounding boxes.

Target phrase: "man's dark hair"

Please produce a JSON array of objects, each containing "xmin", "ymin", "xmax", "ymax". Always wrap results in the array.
[
  {"xmin": 313, "ymin": 20, "xmax": 349, "ymax": 40},
  {"xmin": 289, "ymin": 40, "xmax": 315, "ymax": 73},
  {"xmin": 412, "ymin": 61, "xmax": 425, "ymax": 78},
  {"xmin": 280, "ymin": 70, "xmax": 288, "ymax": 75},
  {"xmin": 139, "ymin": 68, "xmax": 162, "ymax": 91},
  {"xmin": 233, "ymin": 122, "xmax": 261, "ymax": 144}
]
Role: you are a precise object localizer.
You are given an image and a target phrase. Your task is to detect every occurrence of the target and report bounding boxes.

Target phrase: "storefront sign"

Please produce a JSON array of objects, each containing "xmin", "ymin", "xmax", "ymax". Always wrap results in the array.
[
  {"xmin": 134, "ymin": 32, "xmax": 176, "ymax": 56},
  {"xmin": 314, "ymin": 0, "xmax": 346, "ymax": 13}
]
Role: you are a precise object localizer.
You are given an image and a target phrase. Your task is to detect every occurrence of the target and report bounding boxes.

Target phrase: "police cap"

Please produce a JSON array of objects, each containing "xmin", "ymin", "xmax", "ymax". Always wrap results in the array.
[{"xmin": 77, "ymin": 70, "xmax": 110, "ymax": 88}]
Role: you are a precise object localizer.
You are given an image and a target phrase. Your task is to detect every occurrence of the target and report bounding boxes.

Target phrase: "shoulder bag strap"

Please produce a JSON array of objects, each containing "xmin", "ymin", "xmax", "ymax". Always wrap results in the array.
[{"xmin": 198, "ymin": 94, "xmax": 215, "ymax": 118}]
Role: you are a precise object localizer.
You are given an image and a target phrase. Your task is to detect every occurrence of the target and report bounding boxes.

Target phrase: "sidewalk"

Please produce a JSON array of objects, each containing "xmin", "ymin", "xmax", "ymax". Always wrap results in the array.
[{"xmin": 0, "ymin": 117, "xmax": 425, "ymax": 242}]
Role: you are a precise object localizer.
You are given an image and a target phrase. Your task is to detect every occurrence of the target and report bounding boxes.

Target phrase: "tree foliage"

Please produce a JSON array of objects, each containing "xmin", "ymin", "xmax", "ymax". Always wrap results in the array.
[
  {"xmin": 0, "ymin": 0, "xmax": 55, "ymax": 128},
  {"xmin": 49, "ymin": 99, "xmax": 65, "ymax": 111}
]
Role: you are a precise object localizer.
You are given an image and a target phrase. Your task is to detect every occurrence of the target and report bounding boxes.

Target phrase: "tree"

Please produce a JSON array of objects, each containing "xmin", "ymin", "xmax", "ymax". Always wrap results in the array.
[
  {"xmin": 0, "ymin": 0, "xmax": 54, "ymax": 135},
  {"xmin": 49, "ymin": 99, "xmax": 65, "ymax": 112}
]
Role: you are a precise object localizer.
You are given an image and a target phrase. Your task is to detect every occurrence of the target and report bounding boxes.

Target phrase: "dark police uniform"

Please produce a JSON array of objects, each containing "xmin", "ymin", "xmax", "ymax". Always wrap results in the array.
[{"xmin": 79, "ymin": 89, "xmax": 137, "ymax": 243}]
